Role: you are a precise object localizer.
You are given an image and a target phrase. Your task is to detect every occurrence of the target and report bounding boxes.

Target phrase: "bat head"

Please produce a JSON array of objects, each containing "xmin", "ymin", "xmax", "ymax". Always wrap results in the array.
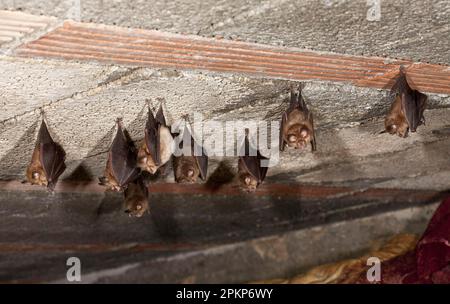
[
  {"xmin": 175, "ymin": 156, "xmax": 200, "ymax": 183},
  {"xmin": 239, "ymin": 173, "xmax": 259, "ymax": 192},
  {"xmin": 124, "ymin": 181, "xmax": 149, "ymax": 217},
  {"xmin": 26, "ymin": 147, "xmax": 48, "ymax": 186},
  {"xmin": 286, "ymin": 124, "xmax": 312, "ymax": 149},
  {"xmin": 137, "ymin": 142, "xmax": 159, "ymax": 174},
  {"xmin": 385, "ymin": 117, "xmax": 409, "ymax": 138},
  {"xmin": 124, "ymin": 196, "xmax": 149, "ymax": 218},
  {"xmin": 26, "ymin": 165, "xmax": 47, "ymax": 186}
]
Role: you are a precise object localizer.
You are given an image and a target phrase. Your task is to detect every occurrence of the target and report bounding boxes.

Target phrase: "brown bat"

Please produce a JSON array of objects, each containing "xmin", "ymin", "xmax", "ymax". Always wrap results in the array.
[
  {"xmin": 173, "ymin": 126, "xmax": 208, "ymax": 183},
  {"xmin": 137, "ymin": 105, "xmax": 173, "ymax": 174},
  {"xmin": 99, "ymin": 119, "xmax": 139, "ymax": 191},
  {"xmin": 26, "ymin": 118, "xmax": 66, "ymax": 191},
  {"xmin": 280, "ymin": 85, "xmax": 317, "ymax": 151},
  {"xmin": 238, "ymin": 133, "xmax": 268, "ymax": 192},
  {"xmin": 123, "ymin": 176, "xmax": 149, "ymax": 217},
  {"xmin": 384, "ymin": 67, "xmax": 427, "ymax": 137}
]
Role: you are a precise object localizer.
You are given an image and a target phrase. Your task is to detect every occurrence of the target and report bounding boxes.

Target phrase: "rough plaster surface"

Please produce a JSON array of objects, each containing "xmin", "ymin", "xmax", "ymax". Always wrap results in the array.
[
  {"xmin": 0, "ymin": 56, "xmax": 449, "ymax": 189},
  {"xmin": 1, "ymin": 0, "xmax": 449, "ymax": 64}
]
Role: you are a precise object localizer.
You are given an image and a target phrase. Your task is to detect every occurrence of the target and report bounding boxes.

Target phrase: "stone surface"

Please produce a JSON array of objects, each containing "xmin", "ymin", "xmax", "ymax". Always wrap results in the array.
[
  {"xmin": 0, "ymin": 186, "xmax": 443, "ymax": 283},
  {"xmin": 1, "ymin": 0, "xmax": 448, "ymax": 64}
]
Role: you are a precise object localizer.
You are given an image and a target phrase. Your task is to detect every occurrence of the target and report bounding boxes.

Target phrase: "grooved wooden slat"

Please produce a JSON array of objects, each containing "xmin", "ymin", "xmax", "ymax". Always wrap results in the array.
[
  {"xmin": 15, "ymin": 20, "xmax": 450, "ymax": 94},
  {"xmin": 0, "ymin": 10, "xmax": 55, "ymax": 46}
]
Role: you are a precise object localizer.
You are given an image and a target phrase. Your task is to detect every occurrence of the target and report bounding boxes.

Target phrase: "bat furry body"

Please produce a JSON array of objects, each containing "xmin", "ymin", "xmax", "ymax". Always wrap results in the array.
[
  {"xmin": 137, "ymin": 105, "xmax": 173, "ymax": 174},
  {"xmin": 124, "ymin": 177, "xmax": 149, "ymax": 217},
  {"xmin": 99, "ymin": 119, "xmax": 139, "ymax": 191},
  {"xmin": 26, "ymin": 119, "xmax": 66, "ymax": 191},
  {"xmin": 238, "ymin": 133, "xmax": 268, "ymax": 192},
  {"xmin": 385, "ymin": 67, "xmax": 427, "ymax": 137},
  {"xmin": 173, "ymin": 126, "xmax": 208, "ymax": 183},
  {"xmin": 280, "ymin": 86, "xmax": 317, "ymax": 152}
]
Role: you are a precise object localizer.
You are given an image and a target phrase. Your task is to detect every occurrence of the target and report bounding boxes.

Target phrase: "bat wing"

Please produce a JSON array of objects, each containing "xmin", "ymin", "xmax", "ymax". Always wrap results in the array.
[
  {"xmin": 192, "ymin": 138, "xmax": 208, "ymax": 180},
  {"xmin": 257, "ymin": 152, "xmax": 269, "ymax": 182},
  {"xmin": 289, "ymin": 85, "xmax": 309, "ymax": 113},
  {"xmin": 308, "ymin": 112, "xmax": 317, "ymax": 152},
  {"xmin": 240, "ymin": 156, "xmax": 262, "ymax": 182},
  {"xmin": 195, "ymin": 154, "xmax": 208, "ymax": 181},
  {"xmin": 401, "ymin": 91, "xmax": 426, "ymax": 132},
  {"xmin": 40, "ymin": 142, "xmax": 66, "ymax": 190},
  {"xmin": 279, "ymin": 112, "xmax": 287, "ymax": 151},
  {"xmin": 36, "ymin": 120, "xmax": 66, "ymax": 190},
  {"xmin": 37, "ymin": 120, "xmax": 54, "ymax": 146},
  {"xmin": 155, "ymin": 105, "xmax": 167, "ymax": 126},
  {"xmin": 144, "ymin": 109, "xmax": 161, "ymax": 165},
  {"xmin": 417, "ymin": 91, "xmax": 427, "ymax": 125},
  {"xmin": 111, "ymin": 124, "xmax": 139, "ymax": 187},
  {"xmin": 240, "ymin": 135, "xmax": 266, "ymax": 182},
  {"xmin": 391, "ymin": 67, "xmax": 411, "ymax": 96}
]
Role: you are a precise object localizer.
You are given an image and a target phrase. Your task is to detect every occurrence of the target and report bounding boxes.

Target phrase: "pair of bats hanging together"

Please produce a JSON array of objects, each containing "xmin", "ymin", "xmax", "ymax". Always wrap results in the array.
[
  {"xmin": 238, "ymin": 86, "xmax": 317, "ymax": 191},
  {"xmin": 384, "ymin": 67, "xmax": 427, "ymax": 137},
  {"xmin": 137, "ymin": 105, "xmax": 209, "ymax": 183},
  {"xmin": 97, "ymin": 117, "xmax": 148, "ymax": 217}
]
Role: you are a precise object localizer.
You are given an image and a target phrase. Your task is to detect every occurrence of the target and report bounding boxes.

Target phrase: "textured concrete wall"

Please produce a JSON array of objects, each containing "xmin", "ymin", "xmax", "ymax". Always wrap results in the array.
[{"xmin": 0, "ymin": 56, "xmax": 449, "ymax": 188}]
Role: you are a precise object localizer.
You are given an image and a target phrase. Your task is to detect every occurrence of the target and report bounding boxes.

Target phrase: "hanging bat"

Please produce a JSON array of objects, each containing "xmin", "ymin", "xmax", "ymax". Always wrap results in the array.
[
  {"xmin": 173, "ymin": 126, "xmax": 208, "ymax": 183},
  {"xmin": 384, "ymin": 67, "xmax": 427, "ymax": 137},
  {"xmin": 238, "ymin": 133, "xmax": 268, "ymax": 191},
  {"xmin": 137, "ymin": 105, "xmax": 173, "ymax": 174},
  {"xmin": 123, "ymin": 176, "xmax": 149, "ymax": 217},
  {"xmin": 99, "ymin": 119, "xmax": 139, "ymax": 191},
  {"xmin": 280, "ymin": 85, "xmax": 317, "ymax": 151},
  {"xmin": 26, "ymin": 118, "xmax": 66, "ymax": 191}
]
